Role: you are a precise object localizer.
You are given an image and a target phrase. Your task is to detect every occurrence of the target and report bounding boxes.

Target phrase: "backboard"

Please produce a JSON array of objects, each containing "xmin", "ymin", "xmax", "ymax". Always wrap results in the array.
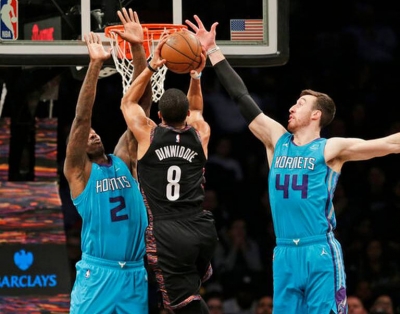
[{"xmin": 0, "ymin": 0, "xmax": 288, "ymax": 67}]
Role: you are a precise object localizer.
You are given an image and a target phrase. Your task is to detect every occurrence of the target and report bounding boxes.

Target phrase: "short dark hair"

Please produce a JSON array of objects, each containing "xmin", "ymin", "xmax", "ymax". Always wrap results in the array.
[
  {"xmin": 158, "ymin": 88, "xmax": 189, "ymax": 124},
  {"xmin": 300, "ymin": 89, "xmax": 336, "ymax": 128}
]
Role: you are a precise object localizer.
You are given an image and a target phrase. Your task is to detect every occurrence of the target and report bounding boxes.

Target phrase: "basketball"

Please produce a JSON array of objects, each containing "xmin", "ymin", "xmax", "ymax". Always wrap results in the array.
[{"xmin": 160, "ymin": 30, "xmax": 202, "ymax": 74}]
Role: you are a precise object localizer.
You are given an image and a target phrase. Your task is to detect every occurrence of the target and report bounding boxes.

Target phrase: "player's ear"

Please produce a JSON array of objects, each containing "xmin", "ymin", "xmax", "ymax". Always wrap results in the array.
[
  {"xmin": 312, "ymin": 109, "xmax": 321, "ymax": 121},
  {"xmin": 187, "ymin": 110, "xmax": 190, "ymax": 117},
  {"xmin": 158, "ymin": 111, "xmax": 162, "ymax": 119}
]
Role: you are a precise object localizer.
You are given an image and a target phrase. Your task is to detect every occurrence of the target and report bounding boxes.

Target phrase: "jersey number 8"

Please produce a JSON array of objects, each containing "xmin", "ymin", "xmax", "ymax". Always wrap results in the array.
[{"xmin": 166, "ymin": 165, "xmax": 181, "ymax": 201}]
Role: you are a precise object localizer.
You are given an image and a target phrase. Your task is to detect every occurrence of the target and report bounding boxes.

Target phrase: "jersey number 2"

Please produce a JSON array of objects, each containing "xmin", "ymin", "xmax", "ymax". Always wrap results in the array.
[
  {"xmin": 110, "ymin": 196, "xmax": 128, "ymax": 222},
  {"xmin": 275, "ymin": 174, "xmax": 308, "ymax": 198}
]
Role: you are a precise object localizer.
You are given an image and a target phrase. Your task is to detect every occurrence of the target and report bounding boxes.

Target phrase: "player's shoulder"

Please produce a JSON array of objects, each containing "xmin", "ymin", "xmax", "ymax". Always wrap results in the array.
[
  {"xmin": 190, "ymin": 120, "xmax": 210, "ymax": 133},
  {"xmin": 109, "ymin": 154, "xmax": 132, "ymax": 170},
  {"xmin": 325, "ymin": 136, "xmax": 352, "ymax": 148}
]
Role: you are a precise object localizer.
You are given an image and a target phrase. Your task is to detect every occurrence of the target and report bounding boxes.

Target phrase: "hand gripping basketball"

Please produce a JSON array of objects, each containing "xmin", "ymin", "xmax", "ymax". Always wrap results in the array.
[{"xmin": 160, "ymin": 30, "xmax": 202, "ymax": 74}]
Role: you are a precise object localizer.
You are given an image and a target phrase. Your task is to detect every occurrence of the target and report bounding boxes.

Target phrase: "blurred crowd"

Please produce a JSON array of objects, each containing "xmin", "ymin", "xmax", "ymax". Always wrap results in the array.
[{"xmin": 1, "ymin": 0, "xmax": 400, "ymax": 313}]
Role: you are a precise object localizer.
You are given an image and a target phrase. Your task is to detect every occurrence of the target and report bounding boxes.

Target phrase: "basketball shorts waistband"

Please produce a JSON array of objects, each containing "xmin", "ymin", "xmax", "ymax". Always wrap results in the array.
[
  {"xmin": 81, "ymin": 253, "xmax": 144, "ymax": 270},
  {"xmin": 276, "ymin": 233, "xmax": 332, "ymax": 247}
]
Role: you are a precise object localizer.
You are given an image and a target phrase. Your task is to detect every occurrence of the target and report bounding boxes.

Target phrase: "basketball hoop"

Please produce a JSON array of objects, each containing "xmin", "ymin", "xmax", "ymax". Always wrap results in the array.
[{"xmin": 104, "ymin": 24, "xmax": 188, "ymax": 102}]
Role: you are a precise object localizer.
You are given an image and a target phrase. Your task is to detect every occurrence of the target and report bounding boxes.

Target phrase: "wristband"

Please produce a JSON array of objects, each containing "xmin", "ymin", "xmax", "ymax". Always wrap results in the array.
[
  {"xmin": 206, "ymin": 46, "xmax": 220, "ymax": 56},
  {"xmin": 147, "ymin": 63, "xmax": 158, "ymax": 72},
  {"xmin": 190, "ymin": 71, "xmax": 202, "ymax": 80}
]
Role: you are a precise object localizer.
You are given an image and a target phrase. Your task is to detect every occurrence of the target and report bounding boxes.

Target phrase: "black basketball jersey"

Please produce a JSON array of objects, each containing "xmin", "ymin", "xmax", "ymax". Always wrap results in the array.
[{"xmin": 138, "ymin": 124, "xmax": 207, "ymax": 218}]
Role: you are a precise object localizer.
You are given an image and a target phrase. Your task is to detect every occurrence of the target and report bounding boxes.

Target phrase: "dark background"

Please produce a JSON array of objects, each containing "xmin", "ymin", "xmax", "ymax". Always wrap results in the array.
[{"xmin": 1, "ymin": 0, "xmax": 400, "ymax": 312}]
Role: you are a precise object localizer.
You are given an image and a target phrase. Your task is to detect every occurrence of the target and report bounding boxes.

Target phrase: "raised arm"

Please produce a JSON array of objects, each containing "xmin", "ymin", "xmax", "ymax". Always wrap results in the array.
[
  {"xmin": 186, "ymin": 49, "xmax": 210, "ymax": 156},
  {"xmin": 114, "ymin": 8, "xmax": 153, "ymax": 117},
  {"xmin": 113, "ymin": 8, "xmax": 153, "ymax": 175},
  {"xmin": 120, "ymin": 34, "xmax": 166, "ymax": 159},
  {"xmin": 185, "ymin": 15, "xmax": 286, "ymax": 153},
  {"xmin": 187, "ymin": 46, "xmax": 206, "ymax": 120},
  {"xmin": 64, "ymin": 32, "xmax": 110, "ymax": 197}
]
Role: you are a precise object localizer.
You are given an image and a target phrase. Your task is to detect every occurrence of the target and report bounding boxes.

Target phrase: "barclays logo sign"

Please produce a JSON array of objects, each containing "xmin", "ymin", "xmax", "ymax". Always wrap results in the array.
[
  {"xmin": 0, "ymin": 249, "xmax": 57, "ymax": 289},
  {"xmin": 14, "ymin": 250, "xmax": 34, "ymax": 271}
]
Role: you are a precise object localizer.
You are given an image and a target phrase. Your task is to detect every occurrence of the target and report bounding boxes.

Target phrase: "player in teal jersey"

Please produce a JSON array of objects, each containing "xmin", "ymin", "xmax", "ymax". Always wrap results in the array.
[
  {"xmin": 64, "ymin": 9, "xmax": 151, "ymax": 314},
  {"xmin": 187, "ymin": 15, "xmax": 400, "ymax": 314}
]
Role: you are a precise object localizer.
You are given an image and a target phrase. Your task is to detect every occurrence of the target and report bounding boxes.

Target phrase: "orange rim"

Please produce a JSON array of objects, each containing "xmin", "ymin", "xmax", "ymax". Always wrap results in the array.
[{"xmin": 104, "ymin": 23, "xmax": 188, "ymax": 59}]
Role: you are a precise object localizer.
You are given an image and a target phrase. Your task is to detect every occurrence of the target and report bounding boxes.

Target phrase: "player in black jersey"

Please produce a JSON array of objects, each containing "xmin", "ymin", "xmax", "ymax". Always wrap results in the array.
[{"xmin": 120, "ymin": 32, "xmax": 218, "ymax": 314}]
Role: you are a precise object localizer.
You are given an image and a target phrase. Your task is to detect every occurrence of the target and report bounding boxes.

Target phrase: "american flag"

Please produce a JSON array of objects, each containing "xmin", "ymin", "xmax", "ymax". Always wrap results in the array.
[{"xmin": 230, "ymin": 19, "xmax": 264, "ymax": 41}]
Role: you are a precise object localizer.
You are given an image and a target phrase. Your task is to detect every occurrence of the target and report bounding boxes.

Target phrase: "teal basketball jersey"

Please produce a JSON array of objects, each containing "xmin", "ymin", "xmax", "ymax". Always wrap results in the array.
[
  {"xmin": 72, "ymin": 154, "xmax": 148, "ymax": 262},
  {"xmin": 269, "ymin": 132, "xmax": 340, "ymax": 239}
]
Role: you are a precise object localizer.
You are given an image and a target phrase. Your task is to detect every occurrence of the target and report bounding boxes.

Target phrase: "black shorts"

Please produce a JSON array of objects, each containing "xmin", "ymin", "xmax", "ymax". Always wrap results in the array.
[{"xmin": 145, "ymin": 210, "xmax": 218, "ymax": 311}]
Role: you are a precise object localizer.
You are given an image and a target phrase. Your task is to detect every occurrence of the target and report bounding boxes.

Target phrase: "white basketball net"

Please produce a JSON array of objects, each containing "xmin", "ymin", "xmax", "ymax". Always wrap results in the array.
[{"xmin": 106, "ymin": 27, "xmax": 172, "ymax": 102}]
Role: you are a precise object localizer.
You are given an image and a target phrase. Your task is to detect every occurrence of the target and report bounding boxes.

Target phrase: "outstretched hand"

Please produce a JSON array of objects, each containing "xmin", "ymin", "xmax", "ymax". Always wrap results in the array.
[
  {"xmin": 185, "ymin": 15, "xmax": 218, "ymax": 51},
  {"xmin": 84, "ymin": 32, "xmax": 111, "ymax": 62},
  {"xmin": 115, "ymin": 8, "xmax": 143, "ymax": 44}
]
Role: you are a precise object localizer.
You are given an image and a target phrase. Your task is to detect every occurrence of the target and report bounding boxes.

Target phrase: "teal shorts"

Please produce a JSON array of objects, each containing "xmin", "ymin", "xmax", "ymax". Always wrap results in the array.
[
  {"xmin": 272, "ymin": 233, "xmax": 347, "ymax": 314},
  {"xmin": 70, "ymin": 253, "xmax": 148, "ymax": 314}
]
